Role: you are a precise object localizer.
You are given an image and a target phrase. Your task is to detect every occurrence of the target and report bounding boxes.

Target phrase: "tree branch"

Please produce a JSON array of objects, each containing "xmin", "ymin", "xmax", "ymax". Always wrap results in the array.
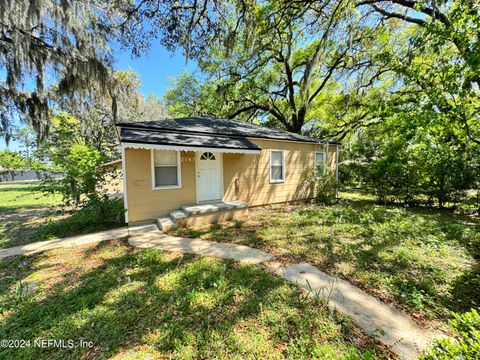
[
  {"xmin": 371, "ymin": 4, "xmax": 427, "ymax": 26},
  {"xmin": 357, "ymin": 0, "xmax": 450, "ymax": 27},
  {"xmin": 227, "ymin": 104, "xmax": 262, "ymax": 119},
  {"xmin": 308, "ymin": 51, "xmax": 346, "ymax": 104}
]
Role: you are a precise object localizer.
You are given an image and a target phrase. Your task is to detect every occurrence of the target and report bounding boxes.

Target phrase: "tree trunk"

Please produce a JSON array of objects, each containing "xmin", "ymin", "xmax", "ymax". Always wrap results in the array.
[
  {"xmin": 438, "ymin": 176, "xmax": 445, "ymax": 208},
  {"xmin": 292, "ymin": 106, "xmax": 307, "ymax": 134}
]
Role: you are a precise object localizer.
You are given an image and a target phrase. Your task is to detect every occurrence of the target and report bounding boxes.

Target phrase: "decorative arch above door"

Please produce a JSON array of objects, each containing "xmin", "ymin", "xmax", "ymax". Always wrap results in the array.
[{"xmin": 200, "ymin": 152, "xmax": 216, "ymax": 160}]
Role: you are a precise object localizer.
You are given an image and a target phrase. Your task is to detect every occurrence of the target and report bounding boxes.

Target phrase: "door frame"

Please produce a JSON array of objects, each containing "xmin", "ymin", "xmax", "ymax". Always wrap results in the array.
[{"xmin": 195, "ymin": 151, "xmax": 224, "ymax": 204}]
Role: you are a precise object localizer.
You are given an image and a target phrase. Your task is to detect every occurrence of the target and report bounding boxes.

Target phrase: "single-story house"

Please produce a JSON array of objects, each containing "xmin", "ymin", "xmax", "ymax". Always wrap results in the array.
[{"xmin": 115, "ymin": 117, "xmax": 340, "ymax": 227}]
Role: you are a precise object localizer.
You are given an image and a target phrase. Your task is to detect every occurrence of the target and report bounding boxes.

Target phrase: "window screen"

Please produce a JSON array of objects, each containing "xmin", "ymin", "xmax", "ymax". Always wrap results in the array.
[
  {"xmin": 270, "ymin": 150, "xmax": 284, "ymax": 182},
  {"xmin": 153, "ymin": 150, "xmax": 179, "ymax": 187}
]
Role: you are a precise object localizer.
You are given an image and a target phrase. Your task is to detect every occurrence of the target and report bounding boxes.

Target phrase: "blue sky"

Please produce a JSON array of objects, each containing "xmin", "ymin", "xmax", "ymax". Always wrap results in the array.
[
  {"xmin": 114, "ymin": 44, "xmax": 198, "ymax": 96},
  {"xmin": 1, "ymin": 43, "xmax": 198, "ymax": 151}
]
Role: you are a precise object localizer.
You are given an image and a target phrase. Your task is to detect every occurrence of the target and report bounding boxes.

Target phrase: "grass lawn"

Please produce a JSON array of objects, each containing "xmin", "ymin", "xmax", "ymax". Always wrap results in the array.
[
  {"xmin": 0, "ymin": 184, "xmax": 62, "ymax": 212},
  {"xmin": 0, "ymin": 185, "xmax": 122, "ymax": 249},
  {"xmin": 173, "ymin": 195, "xmax": 480, "ymax": 328},
  {"xmin": 0, "ymin": 240, "xmax": 389, "ymax": 359}
]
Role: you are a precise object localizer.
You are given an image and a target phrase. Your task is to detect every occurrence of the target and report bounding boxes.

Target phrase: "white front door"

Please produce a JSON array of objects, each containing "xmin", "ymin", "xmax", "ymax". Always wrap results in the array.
[{"xmin": 197, "ymin": 152, "xmax": 223, "ymax": 202}]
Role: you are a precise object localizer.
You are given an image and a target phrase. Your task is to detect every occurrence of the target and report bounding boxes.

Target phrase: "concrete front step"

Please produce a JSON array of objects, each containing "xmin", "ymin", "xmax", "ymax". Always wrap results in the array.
[
  {"xmin": 170, "ymin": 209, "xmax": 188, "ymax": 222},
  {"xmin": 156, "ymin": 217, "xmax": 175, "ymax": 232},
  {"xmin": 156, "ymin": 210, "xmax": 187, "ymax": 233},
  {"xmin": 181, "ymin": 200, "xmax": 248, "ymax": 216}
]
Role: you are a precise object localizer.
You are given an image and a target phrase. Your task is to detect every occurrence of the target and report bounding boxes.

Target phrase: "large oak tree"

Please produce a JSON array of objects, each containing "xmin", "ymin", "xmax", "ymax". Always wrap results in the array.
[{"xmin": 165, "ymin": 0, "xmax": 383, "ymax": 135}]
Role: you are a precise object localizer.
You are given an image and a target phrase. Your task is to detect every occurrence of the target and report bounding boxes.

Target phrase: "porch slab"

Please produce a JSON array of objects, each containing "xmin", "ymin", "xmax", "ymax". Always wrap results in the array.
[
  {"xmin": 181, "ymin": 200, "xmax": 248, "ymax": 216},
  {"xmin": 156, "ymin": 201, "xmax": 249, "ymax": 233},
  {"xmin": 183, "ymin": 207, "xmax": 248, "ymax": 229}
]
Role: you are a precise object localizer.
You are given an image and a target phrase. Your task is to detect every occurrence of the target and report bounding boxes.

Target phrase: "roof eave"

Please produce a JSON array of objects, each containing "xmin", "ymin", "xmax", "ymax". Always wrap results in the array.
[{"xmin": 121, "ymin": 141, "xmax": 261, "ymax": 155}]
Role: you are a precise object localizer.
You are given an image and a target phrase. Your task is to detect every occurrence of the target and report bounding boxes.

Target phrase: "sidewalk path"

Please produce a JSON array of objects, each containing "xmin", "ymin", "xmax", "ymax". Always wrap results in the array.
[
  {"xmin": 0, "ymin": 224, "xmax": 154, "ymax": 259},
  {"xmin": 129, "ymin": 228, "xmax": 440, "ymax": 360}
]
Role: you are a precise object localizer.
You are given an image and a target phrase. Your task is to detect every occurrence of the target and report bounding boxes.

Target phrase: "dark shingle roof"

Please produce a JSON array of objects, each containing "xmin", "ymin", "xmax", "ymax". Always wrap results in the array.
[
  {"xmin": 120, "ymin": 128, "xmax": 261, "ymax": 151},
  {"xmin": 116, "ymin": 117, "xmax": 340, "ymax": 145}
]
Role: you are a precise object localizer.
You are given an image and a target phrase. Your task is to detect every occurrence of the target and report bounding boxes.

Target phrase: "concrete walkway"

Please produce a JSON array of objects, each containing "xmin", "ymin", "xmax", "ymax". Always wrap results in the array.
[
  {"xmin": 129, "ymin": 229, "xmax": 273, "ymax": 264},
  {"xmin": 0, "ymin": 224, "xmax": 153, "ymax": 260},
  {"xmin": 129, "ymin": 228, "xmax": 438, "ymax": 360}
]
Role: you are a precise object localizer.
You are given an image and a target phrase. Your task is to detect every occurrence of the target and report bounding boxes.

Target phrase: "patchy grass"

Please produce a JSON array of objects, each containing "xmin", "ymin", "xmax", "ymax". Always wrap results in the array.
[
  {"xmin": 173, "ymin": 196, "xmax": 480, "ymax": 327},
  {"xmin": 0, "ymin": 240, "xmax": 388, "ymax": 359},
  {"xmin": 0, "ymin": 185, "xmax": 122, "ymax": 249}
]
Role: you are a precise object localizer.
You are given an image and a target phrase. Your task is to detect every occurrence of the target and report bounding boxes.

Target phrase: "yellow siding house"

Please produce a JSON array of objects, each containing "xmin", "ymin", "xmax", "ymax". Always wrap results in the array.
[{"xmin": 115, "ymin": 117, "xmax": 340, "ymax": 226}]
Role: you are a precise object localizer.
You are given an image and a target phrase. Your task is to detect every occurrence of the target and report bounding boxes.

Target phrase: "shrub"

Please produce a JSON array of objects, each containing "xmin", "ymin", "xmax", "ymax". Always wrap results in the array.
[
  {"xmin": 38, "ymin": 113, "xmax": 125, "ymax": 227},
  {"xmin": 421, "ymin": 309, "xmax": 480, "ymax": 359},
  {"xmin": 79, "ymin": 194, "xmax": 125, "ymax": 226},
  {"xmin": 339, "ymin": 132, "xmax": 480, "ymax": 210},
  {"xmin": 39, "ymin": 114, "xmax": 106, "ymax": 206},
  {"xmin": 312, "ymin": 162, "xmax": 337, "ymax": 204}
]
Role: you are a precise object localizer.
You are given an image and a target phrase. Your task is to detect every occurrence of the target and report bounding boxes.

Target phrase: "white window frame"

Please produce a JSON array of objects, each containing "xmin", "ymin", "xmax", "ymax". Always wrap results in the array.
[
  {"xmin": 314, "ymin": 151, "xmax": 326, "ymax": 180},
  {"xmin": 269, "ymin": 149, "xmax": 285, "ymax": 184},
  {"xmin": 151, "ymin": 149, "xmax": 182, "ymax": 190}
]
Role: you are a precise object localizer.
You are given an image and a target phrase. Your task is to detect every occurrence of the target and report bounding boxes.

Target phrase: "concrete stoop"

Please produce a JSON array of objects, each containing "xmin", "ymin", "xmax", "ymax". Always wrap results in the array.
[{"xmin": 156, "ymin": 200, "xmax": 248, "ymax": 233}]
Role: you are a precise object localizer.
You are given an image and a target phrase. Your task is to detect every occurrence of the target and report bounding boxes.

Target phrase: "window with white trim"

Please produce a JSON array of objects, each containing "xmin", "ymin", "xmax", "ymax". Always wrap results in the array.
[
  {"xmin": 152, "ymin": 150, "xmax": 181, "ymax": 188},
  {"xmin": 314, "ymin": 151, "xmax": 325, "ymax": 179},
  {"xmin": 270, "ymin": 150, "xmax": 285, "ymax": 183}
]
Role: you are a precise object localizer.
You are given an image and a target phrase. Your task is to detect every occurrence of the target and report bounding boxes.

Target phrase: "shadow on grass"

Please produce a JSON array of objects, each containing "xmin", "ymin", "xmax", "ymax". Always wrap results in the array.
[
  {"xmin": 314, "ymin": 200, "xmax": 480, "ymax": 318},
  {"xmin": 178, "ymin": 222, "xmax": 269, "ymax": 249},
  {"xmin": 447, "ymin": 262, "xmax": 480, "ymax": 313},
  {"xmin": 0, "ymin": 241, "xmax": 382, "ymax": 359},
  {"xmin": 0, "ymin": 209, "xmax": 122, "ymax": 250},
  {"xmin": 175, "ymin": 198, "xmax": 480, "ymax": 322}
]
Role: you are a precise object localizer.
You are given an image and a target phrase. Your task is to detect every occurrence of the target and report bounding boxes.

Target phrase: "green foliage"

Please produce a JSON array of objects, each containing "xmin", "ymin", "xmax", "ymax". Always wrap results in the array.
[
  {"xmin": 333, "ymin": 1, "xmax": 480, "ymax": 213},
  {"xmin": 0, "ymin": 0, "xmax": 115, "ymax": 137},
  {"xmin": 340, "ymin": 127, "xmax": 480, "ymax": 209},
  {"xmin": 312, "ymin": 162, "xmax": 338, "ymax": 204},
  {"xmin": 38, "ymin": 113, "xmax": 125, "ymax": 225},
  {"xmin": 62, "ymin": 144, "xmax": 103, "ymax": 204},
  {"xmin": 78, "ymin": 195, "xmax": 125, "ymax": 227},
  {"xmin": 421, "ymin": 309, "xmax": 480, "ymax": 359},
  {"xmin": 39, "ymin": 113, "xmax": 101, "ymax": 204},
  {"xmin": 0, "ymin": 148, "xmax": 45, "ymax": 171},
  {"xmin": 63, "ymin": 70, "xmax": 167, "ymax": 159},
  {"xmin": 162, "ymin": 0, "xmax": 480, "ymax": 213},
  {"xmin": 164, "ymin": 70, "xmax": 234, "ymax": 118},
  {"xmin": 163, "ymin": 1, "xmax": 377, "ymax": 133},
  {"xmin": 0, "ymin": 150, "xmax": 29, "ymax": 170}
]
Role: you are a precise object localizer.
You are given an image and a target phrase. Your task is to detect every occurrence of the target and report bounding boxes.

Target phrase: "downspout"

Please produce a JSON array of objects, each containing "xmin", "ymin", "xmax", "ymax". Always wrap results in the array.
[
  {"xmin": 336, "ymin": 145, "xmax": 341, "ymax": 198},
  {"xmin": 326, "ymin": 141, "xmax": 329, "ymax": 174},
  {"xmin": 116, "ymin": 126, "xmax": 129, "ymax": 224},
  {"xmin": 121, "ymin": 144, "xmax": 129, "ymax": 224},
  {"xmin": 326, "ymin": 142, "xmax": 329, "ymax": 164}
]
